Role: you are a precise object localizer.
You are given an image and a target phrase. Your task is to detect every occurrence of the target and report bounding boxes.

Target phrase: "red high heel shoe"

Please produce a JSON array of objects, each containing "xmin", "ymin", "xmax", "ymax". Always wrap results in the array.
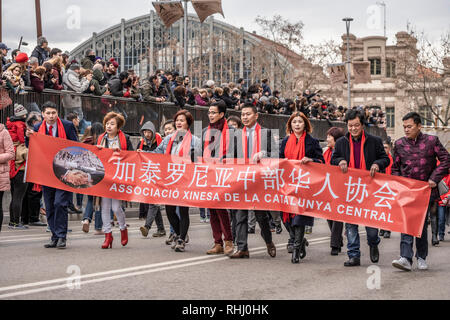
[
  {"xmin": 102, "ymin": 232, "xmax": 113, "ymax": 249},
  {"xmin": 120, "ymin": 228, "xmax": 128, "ymax": 246}
]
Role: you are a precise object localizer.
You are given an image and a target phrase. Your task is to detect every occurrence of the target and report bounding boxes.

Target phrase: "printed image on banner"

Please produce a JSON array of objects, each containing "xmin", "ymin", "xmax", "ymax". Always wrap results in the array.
[{"xmin": 53, "ymin": 147, "xmax": 105, "ymax": 189}]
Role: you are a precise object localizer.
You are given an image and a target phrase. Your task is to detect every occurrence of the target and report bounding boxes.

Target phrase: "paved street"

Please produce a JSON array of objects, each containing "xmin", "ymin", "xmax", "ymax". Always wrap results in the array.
[{"xmin": 1, "ymin": 209, "xmax": 449, "ymax": 300}]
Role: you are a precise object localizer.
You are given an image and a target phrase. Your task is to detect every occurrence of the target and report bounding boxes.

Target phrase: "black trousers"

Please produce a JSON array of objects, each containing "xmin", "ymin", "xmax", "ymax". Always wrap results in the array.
[
  {"xmin": 293, "ymin": 225, "xmax": 305, "ymax": 249},
  {"xmin": 327, "ymin": 220, "xmax": 344, "ymax": 249},
  {"xmin": 165, "ymin": 205, "xmax": 189, "ymax": 241},
  {"xmin": 21, "ymin": 183, "xmax": 42, "ymax": 224},
  {"xmin": 0, "ymin": 191, "xmax": 4, "ymax": 232},
  {"xmin": 9, "ymin": 171, "xmax": 28, "ymax": 225},
  {"xmin": 235, "ymin": 210, "xmax": 272, "ymax": 251}
]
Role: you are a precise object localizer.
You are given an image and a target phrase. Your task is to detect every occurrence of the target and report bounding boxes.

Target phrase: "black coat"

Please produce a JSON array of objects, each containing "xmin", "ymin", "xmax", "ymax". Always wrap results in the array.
[
  {"xmin": 331, "ymin": 131, "xmax": 389, "ymax": 172},
  {"xmin": 279, "ymin": 133, "xmax": 325, "ymax": 227},
  {"xmin": 201, "ymin": 125, "xmax": 236, "ymax": 160}
]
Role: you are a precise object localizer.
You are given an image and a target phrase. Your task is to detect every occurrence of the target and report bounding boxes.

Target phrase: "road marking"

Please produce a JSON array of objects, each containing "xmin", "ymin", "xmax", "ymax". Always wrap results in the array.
[{"xmin": 0, "ymin": 232, "xmax": 368, "ymax": 299}]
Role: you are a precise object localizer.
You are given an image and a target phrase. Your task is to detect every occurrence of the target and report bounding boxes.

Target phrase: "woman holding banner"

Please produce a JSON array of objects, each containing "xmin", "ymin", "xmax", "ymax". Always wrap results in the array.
[
  {"xmin": 153, "ymin": 110, "xmax": 201, "ymax": 252},
  {"xmin": 280, "ymin": 112, "xmax": 324, "ymax": 263},
  {"xmin": 97, "ymin": 112, "xmax": 133, "ymax": 249},
  {"xmin": 323, "ymin": 127, "xmax": 345, "ymax": 256}
]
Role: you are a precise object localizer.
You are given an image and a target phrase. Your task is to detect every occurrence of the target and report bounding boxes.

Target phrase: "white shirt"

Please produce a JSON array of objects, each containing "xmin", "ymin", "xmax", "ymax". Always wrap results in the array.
[{"xmin": 46, "ymin": 122, "xmax": 57, "ymax": 137}]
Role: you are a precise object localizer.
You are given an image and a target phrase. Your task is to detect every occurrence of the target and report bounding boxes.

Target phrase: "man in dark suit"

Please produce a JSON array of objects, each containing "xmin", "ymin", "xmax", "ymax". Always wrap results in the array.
[
  {"xmin": 229, "ymin": 103, "xmax": 278, "ymax": 259},
  {"xmin": 30, "ymin": 101, "xmax": 78, "ymax": 249},
  {"xmin": 331, "ymin": 109, "xmax": 390, "ymax": 267}
]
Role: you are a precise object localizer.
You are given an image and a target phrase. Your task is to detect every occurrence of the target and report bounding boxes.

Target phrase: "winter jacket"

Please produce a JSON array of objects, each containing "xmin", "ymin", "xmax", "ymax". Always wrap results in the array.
[
  {"xmin": 138, "ymin": 121, "xmax": 161, "ymax": 152},
  {"xmin": 30, "ymin": 73, "xmax": 44, "ymax": 93},
  {"xmin": 195, "ymin": 94, "xmax": 208, "ymax": 106},
  {"xmin": 2, "ymin": 69, "xmax": 25, "ymax": 90},
  {"xmin": 0, "ymin": 124, "xmax": 14, "ymax": 191},
  {"xmin": 6, "ymin": 117, "xmax": 27, "ymax": 144},
  {"xmin": 31, "ymin": 46, "xmax": 49, "ymax": 65},
  {"xmin": 140, "ymin": 79, "xmax": 168, "ymax": 102},
  {"xmin": 62, "ymin": 69, "xmax": 89, "ymax": 110},
  {"xmin": 89, "ymin": 69, "xmax": 107, "ymax": 96}
]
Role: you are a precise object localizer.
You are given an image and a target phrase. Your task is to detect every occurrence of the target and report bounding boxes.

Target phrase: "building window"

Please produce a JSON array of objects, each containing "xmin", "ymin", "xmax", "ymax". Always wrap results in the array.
[
  {"xmin": 385, "ymin": 107, "xmax": 395, "ymax": 128},
  {"xmin": 369, "ymin": 58, "xmax": 381, "ymax": 75},
  {"xmin": 386, "ymin": 60, "xmax": 396, "ymax": 78},
  {"xmin": 419, "ymin": 106, "xmax": 434, "ymax": 126}
]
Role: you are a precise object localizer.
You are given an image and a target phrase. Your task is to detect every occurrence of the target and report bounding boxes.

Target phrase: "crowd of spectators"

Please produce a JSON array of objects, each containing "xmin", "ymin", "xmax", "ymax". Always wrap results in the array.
[{"xmin": 0, "ymin": 37, "xmax": 385, "ymax": 129}]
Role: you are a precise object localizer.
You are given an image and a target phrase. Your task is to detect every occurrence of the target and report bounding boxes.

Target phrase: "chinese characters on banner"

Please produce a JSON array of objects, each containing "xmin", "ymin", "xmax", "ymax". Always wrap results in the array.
[{"xmin": 26, "ymin": 134, "xmax": 431, "ymax": 237}]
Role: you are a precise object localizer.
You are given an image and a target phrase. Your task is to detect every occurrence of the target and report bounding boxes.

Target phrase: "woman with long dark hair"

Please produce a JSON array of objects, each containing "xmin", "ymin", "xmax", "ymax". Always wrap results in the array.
[
  {"xmin": 153, "ymin": 110, "xmax": 201, "ymax": 252},
  {"xmin": 279, "ymin": 112, "xmax": 324, "ymax": 263}
]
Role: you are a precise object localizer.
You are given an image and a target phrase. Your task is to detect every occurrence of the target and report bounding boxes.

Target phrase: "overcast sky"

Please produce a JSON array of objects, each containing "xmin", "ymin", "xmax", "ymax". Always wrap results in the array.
[{"xmin": 1, "ymin": 0, "xmax": 449, "ymax": 56}]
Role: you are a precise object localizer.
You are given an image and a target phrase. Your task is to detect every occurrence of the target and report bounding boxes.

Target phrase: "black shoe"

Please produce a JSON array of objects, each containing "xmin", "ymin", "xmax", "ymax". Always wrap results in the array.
[
  {"xmin": 44, "ymin": 239, "xmax": 58, "ymax": 248},
  {"xmin": 344, "ymin": 257, "xmax": 361, "ymax": 267},
  {"xmin": 68, "ymin": 204, "xmax": 82, "ymax": 214},
  {"xmin": 331, "ymin": 247, "xmax": 339, "ymax": 256},
  {"xmin": 287, "ymin": 244, "xmax": 294, "ymax": 253},
  {"xmin": 383, "ymin": 231, "xmax": 391, "ymax": 239},
  {"xmin": 56, "ymin": 238, "xmax": 66, "ymax": 249},
  {"xmin": 291, "ymin": 248, "xmax": 300, "ymax": 264},
  {"xmin": 276, "ymin": 225, "xmax": 283, "ymax": 234},
  {"xmin": 30, "ymin": 221, "xmax": 47, "ymax": 227},
  {"xmin": 432, "ymin": 234, "xmax": 439, "ymax": 246},
  {"xmin": 299, "ymin": 238, "xmax": 308, "ymax": 259},
  {"xmin": 338, "ymin": 246, "xmax": 342, "ymax": 253},
  {"xmin": 248, "ymin": 228, "xmax": 255, "ymax": 234},
  {"xmin": 379, "ymin": 230, "xmax": 385, "ymax": 237},
  {"xmin": 370, "ymin": 245, "xmax": 379, "ymax": 263}
]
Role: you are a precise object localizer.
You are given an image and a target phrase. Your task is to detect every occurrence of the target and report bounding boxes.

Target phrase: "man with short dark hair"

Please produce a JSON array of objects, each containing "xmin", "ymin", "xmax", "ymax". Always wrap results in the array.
[
  {"xmin": 391, "ymin": 112, "xmax": 449, "ymax": 271},
  {"xmin": 0, "ymin": 42, "xmax": 11, "ymax": 72},
  {"xmin": 49, "ymin": 48, "xmax": 62, "ymax": 59},
  {"xmin": 27, "ymin": 101, "xmax": 78, "ymax": 249},
  {"xmin": 331, "ymin": 109, "xmax": 390, "ymax": 267},
  {"xmin": 202, "ymin": 101, "xmax": 235, "ymax": 256},
  {"xmin": 229, "ymin": 103, "xmax": 278, "ymax": 259}
]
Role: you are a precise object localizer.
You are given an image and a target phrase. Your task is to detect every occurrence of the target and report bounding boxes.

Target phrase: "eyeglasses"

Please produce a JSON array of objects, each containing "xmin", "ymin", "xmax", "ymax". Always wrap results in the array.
[{"xmin": 207, "ymin": 111, "xmax": 219, "ymax": 115}]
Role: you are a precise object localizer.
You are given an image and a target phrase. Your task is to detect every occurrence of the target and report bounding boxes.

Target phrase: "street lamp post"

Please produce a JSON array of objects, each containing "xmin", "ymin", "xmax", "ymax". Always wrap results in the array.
[{"xmin": 343, "ymin": 17, "xmax": 353, "ymax": 110}]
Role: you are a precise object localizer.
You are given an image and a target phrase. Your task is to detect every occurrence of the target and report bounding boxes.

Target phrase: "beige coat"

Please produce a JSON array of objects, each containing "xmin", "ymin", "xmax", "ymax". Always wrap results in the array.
[{"xmin": 0, "ymin": 124, "xmax": 14, "ymax": 191}]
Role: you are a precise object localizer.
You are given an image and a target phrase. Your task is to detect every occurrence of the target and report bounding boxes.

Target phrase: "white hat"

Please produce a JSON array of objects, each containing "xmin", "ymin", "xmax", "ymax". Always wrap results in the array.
[{"xmin": 14, "ymin": 104, "xmax": 28, "ymax": 117}]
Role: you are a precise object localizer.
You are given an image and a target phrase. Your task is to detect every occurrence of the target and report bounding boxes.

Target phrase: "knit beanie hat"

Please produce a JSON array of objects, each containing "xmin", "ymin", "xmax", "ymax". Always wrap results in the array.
[
  {"xmin": 15, "ymin": 52, "xmax": 29, "ymax": 63},
  {"xmin": 14, "ymin": 104, "xmax": 28, "ymax": 117}
]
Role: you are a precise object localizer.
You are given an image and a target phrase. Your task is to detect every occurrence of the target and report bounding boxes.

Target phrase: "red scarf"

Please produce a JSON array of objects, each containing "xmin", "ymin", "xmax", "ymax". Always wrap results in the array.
[
  {"xmin": 97, "ymin": 131, "xmax": 128, "ymax": 150},
  {"xmin": 242, "ymin": 123, "xmax": 261, "ymax": 161},
  {"xmin": 37, "ymin": 117, "xmax": 67, "ymax": 139},
  {"xmin": 386, "ymin": 154, "xmax": 393, "ymax": 175},
  {"xmin": 165, "ymin": 130, "xmax": 192, "ymax": 157},
  {"xmin": 348, "ymin": 131, "xmax": 366, "ymax": 169},
  {"xmin": 138, "ymin": 133, "xmax": 162, "ymax": 150},
  {"xmin": 33, "ymin": 118, "xmax": 68, "ymax": 192},
  {"xmin": 283, "ymin": 131, "xmax": 306, "ymax": 223},
  {"xmin": 203, "ymin": 119, "xmax": 229, "ymax": 160},
  {"xmin": 323, "ymin": 147, "xmax": 333, "ymax": 165}
]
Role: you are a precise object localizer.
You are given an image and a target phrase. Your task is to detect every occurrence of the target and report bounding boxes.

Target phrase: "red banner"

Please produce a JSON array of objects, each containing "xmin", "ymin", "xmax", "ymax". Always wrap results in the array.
[{"xmin": 26, "ymin": 134, "xmax": 431, "ymax": 237}]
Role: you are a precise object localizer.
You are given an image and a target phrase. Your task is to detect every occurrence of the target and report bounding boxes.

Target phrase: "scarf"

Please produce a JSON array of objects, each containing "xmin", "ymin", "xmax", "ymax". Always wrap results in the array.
[
  {"xmin": 386, "ymin": 154, "xmax": 393, "ymax": 175},
  {"xmin": 37, "ymin": 117, "xmax": 67, "ymax": 139},
  {"xmin": 139, "ymin": 133, "xmax": 162, "ymax": 150},
  {"xmin": 165, "ymin": 130, "xmax": 192, "ymax": 157},
  {"xmin": 33, "ymin": 118, "xmax": 68, "ymax": 191},
  {"xmin": 203, "ymin": 118, "xmax": 229, "ymax": 160},
  {"xmin": 348, "ymin": 131, "xmax": 366, "ymax": 170},
  {"xmin": 323, "ymin": 147, "xmax": 333, "ymax": 165},
  {"xmin": 242, "ymin": 123, "xmax": 261, "ymax": 161},
  {"xmin": 97, "ymin": 130, "xmax": 127, "ymax": 150},
  {"xmin": 283, "ymin": 131, "xmax": 306, "ymax": 223}
]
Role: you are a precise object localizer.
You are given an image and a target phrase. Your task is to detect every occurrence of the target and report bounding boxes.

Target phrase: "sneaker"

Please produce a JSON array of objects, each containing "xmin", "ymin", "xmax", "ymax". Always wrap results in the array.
[
  {"xmin": 305, "ymin": 226, "xmax": 312, "ymax": 234},
  {"xmin": 417, "ymin": 258, "xmax": 428, "ymax": 270},
  {"xmin": 81, "ymin": 219, "xmax": 90, "ymax": 233},
  {"xmin": 439, "ymin": 234, "xmax": 444, "ymax": 242},
  {"xmin": 199, "ymin": 217, "xmax": 206, "ymax": 223},
  {"xmin": 46, "ymin": 226, "xmax": 51, "ymax": 232},
  {"xmin": 152, "ymin": 230, "xmax": 166, "ymax": 237},
  {"xmin": 165, "ymin": 233, "xmax": 175, "ymax": 245},
  {"xmin": 175, "ymin": 239, "xmax": 186, "ymax": 252},
  {"xmin": 140, "ymin": 226, "xmax": 149, "ymax": 237},
  {"xmin": 8, "ymin": 223, "xmax": 16, "ymax": 229},
  {"xmin": 205, "ymin": 218, "xmax": 210, "ymax": 223},
  {"xmin": 14, "ymin": 223, "xmax": 29, "ymax": 230},
  {"xmin": 392, "ymin": 257, "xmax": 412, "ymax": 271}
]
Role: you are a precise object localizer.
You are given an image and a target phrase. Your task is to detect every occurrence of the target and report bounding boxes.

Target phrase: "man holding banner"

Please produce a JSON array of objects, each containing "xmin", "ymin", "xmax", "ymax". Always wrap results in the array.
[
  {"xmin": 331, "ymin": 109, "xmax": 390, "ymax": 267},
  {"xmin": 30, "ymin": 101, "xmax": 78, "ymax": 249},
  {"xmin": 229, "ymin": 103, "xmax": 277, "ymax": 259},
  {"xmin": 391, "ymin": 112, "xmax": 449, "ymax": 271}
]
